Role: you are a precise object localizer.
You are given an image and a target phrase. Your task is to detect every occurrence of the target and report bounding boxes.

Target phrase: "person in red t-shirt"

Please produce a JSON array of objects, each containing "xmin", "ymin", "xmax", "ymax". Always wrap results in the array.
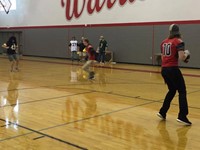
[
  {"xmin": 157, "ymin": 24, "xmax": 191, "ymax": 125},
  {"xmin": 82, "ymin": 38, "xmax": 96, "ymax": 79}
]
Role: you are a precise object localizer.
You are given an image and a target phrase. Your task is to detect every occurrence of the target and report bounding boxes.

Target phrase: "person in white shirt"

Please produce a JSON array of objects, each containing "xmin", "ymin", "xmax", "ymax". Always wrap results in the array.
[{"xmin": 68, "ymin": 36, "xmax": 79, "ymax": 63}]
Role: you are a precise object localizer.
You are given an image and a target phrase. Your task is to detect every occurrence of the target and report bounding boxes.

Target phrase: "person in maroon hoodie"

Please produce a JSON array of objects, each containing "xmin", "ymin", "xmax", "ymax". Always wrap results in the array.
[{"xmin": 82, "ymin": 38, "xmax": 96, "ymax": 79}]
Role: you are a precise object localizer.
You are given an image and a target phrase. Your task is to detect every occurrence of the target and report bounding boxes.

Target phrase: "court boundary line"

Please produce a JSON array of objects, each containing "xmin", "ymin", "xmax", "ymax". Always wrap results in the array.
[
  {"xmin": 0, "ymin": 57, "xmax": 199, "ymax": 149},
  {"xmin": 20, "ymin": 89, "xmax": 200, "ymax": 134},
  {"xmin": 1, "ymin": 84, "xmax": 200, "ymax": 110},
  {"xmin": 22, "ymin": 57, "xmax": 200, "ymax": 78},
  {"xmin": 0, "ymin": 118, "xmax": 88, "ymax": 150},
  {"xmin": 1, "ymin": 56, "xmax": 199, "ymax": 78},
  {"xmin": 0, "ymin": 88, "xmax": 199, "ymax": 149}
]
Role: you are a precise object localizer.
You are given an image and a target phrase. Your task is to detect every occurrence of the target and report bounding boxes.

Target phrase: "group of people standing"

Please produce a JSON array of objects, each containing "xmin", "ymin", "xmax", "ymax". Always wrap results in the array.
[
  {"xmin": 68, "ymin": 35, "xmax": 108, "ymax": 64},
  {"xmin": 68, "ymin": 35, "xmax": 108, "ymax": 79},
  {"xmin": 69, "ymin": 24, "xmax": 192, "ymax": 125}
]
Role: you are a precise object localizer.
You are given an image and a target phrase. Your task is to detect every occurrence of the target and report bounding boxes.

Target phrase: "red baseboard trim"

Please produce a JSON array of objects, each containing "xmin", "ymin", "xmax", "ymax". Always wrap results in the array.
[{"xmin": 1, "ymin": 20, "xmax": 200, "ymax": 30}]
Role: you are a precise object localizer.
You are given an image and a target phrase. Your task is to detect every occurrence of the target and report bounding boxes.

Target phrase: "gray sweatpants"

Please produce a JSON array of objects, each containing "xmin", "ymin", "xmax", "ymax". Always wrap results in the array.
[{"xmin": 82, "ymin": 60, "xmax": 95, "ymax": 73}]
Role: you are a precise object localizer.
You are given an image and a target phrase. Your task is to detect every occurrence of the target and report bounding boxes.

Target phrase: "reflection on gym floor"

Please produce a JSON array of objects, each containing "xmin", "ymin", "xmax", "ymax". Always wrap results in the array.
[{"xmin": 0, "ymin": 56, "xmax": 199, "ymax": 150}]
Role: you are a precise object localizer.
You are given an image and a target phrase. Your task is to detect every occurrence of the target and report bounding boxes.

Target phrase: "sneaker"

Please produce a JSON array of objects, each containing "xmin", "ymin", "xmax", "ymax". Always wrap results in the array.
[
  {"xmin": 89, "ymin": 71, "xmax": 95, "ymax": 76},
  {"xmin": 177, "ymin": 117, "xmax": 192, "ymax": 126},
  {"xmin": 15, "ymin": 68, "xmax": 19, "ymax": 71},
  {"xmin": 157, "ymin": 112, "xmax": 166, "ymax": 120},
  {"xmin": 88, "ymin": 71, "xmax": 95, "ymax": 79},
  {"xmin": 88, "ymin": 75, "xmax": 95, "ymax": 80},
  {"xmin": 10, "ymin": 68, "xmax": 14, "ymax": 72}
]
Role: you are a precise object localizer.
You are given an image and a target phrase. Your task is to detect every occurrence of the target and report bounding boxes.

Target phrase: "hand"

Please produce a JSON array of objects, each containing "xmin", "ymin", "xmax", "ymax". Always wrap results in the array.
[
  {"xmin": 184, "ymin": 50, "xmax": 190, "ymax": 56},
  {"xmin": 1, "ymin": 43, "xmax": 7, "ymax": 48},
  {"xmin": 184, "ymin": 50, "xmax": 190, "ymax": 63}
]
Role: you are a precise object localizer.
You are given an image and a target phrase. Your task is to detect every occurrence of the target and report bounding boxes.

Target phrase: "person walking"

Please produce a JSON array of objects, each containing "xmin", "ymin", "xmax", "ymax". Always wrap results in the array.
[{"xmin": 157, "ymin": 24, "xmax": 192, "ymax": 125}]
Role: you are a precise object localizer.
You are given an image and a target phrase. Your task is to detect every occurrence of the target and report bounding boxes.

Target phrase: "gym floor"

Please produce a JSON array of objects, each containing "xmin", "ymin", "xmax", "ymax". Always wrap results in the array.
[{"xmin": 0, "ymin": 56, "xmax": 199, "ymax": 150}]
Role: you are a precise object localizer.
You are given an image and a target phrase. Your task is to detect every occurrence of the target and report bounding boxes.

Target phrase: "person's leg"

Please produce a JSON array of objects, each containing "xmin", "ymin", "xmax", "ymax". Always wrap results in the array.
[
  {"xmin": 82, "ymin": 60, "xmax": 92, "ymax": 73},
  {"xmin": 82, "ymin": 60, "xmax": 95, "ymax": 79},
  {"xmin": 159, "ymin": 68, "xmax": 177, "ymax": 118},
  {"xmin": 88, "ymin": 61, "xmax": 95, "ymax": 79},
  {"xmin": 71, "ymin": 51, "xmax": 74, "ymax": 62},
  {"xmin": 102, "ymin": 52, "xmax": 106, "ymax": 63},
  {"xmin": 13, "ymin": 54, "xmax": 19, "ymax": 70},
  {"xmin": 79, "ymin": 52, "xmax": 83, "ymax": 61},
  {"xmin": 8, "ymin": 55, "xmax": 15, "ymax": 72},
  {"xmin": 75, "ymin": 51, "xmax": 79, "ymax": 62},
  {"xmin": 175, "ymin": 69, "xmax": 191, "ymax": 125},
  {"xmin": 98, "ymin": 52, "xmax": 102, "ymax": 63}
]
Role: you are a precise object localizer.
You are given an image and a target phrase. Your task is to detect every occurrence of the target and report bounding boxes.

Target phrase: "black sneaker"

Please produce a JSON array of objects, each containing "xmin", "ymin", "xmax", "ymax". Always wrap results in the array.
[
  {"xmin": 88, "ymin": 72, "xmax": 95, "ymax": 79},
  {"xmin": 177, "ymin": 117, "xmax": 192, "ymax": 126},
  {"xmin": 157, "ymin": 112, "xmax": 166, "ymax": 120},
  {"xmin": 15, "ymin": 68, "xmax": 19, "ymax": 71},
  {"xmin": 88, "ymin": 75, "xmax": 95, "ymax": 80},
  {"xmin": 90, "ymin": 71, "xmax": 95, "ymax": 76}
]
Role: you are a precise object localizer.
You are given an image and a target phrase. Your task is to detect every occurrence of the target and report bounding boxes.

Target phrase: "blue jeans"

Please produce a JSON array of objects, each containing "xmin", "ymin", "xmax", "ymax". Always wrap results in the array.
[{"xmin": 98, "ymin": 51, "xmax": 105, "ymax": 63}]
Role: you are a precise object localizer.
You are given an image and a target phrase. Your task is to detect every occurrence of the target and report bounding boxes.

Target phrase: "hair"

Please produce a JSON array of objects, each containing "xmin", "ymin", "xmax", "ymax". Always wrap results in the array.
[
  {"xmin": 168, "ymin": 33, "xmax": 182, "ymax": 39},
  {"xmin": 8, "ymin": 36, "xmax": 17, "ymax": 44},
  {"xmin": 100, "ymin": 35, "xmax": 104, "ymax": 39},
  {"xmin": 83, "ymin": 38, "xmax": 89, "ymax": 44},
  {"xmin": 168, "ymin": 24, "xmax": 181, "ymax": 39}
]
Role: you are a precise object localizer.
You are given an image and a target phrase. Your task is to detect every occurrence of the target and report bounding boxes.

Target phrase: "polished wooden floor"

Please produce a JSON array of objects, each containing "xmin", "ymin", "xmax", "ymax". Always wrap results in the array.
[{"xmin": 0, "ymin": 56, "xmax": 199, "ymax": 150}]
